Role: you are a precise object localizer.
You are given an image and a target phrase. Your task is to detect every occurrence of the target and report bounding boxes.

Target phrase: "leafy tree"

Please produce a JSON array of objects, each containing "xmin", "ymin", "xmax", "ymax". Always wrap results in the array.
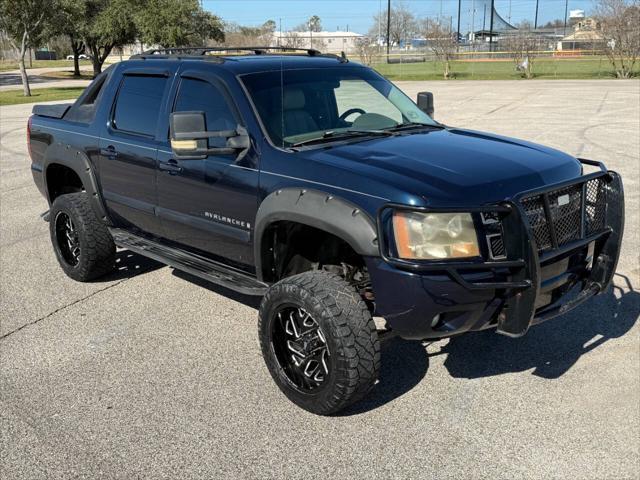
[
  {"xmin": 293, "ymin": 15, "xmax": 322, "ymax": 32},
  {"xmin": 136, "ymin": 0, "xmax": 224, "ymax": 48},
  {"xmin": 82, "ymin": 0, "xmax": 137, "ymax": 76},
  {"xmin": 0, "ymin": 0, "xmax": 56, "ymax": 95},
  {"xmin": 308, "ymin": 15, "xmax": 322, "ymax": 32},
  {"xmin": 49, "ymin": 0, "xmax": 86, "ymax": 77},
  {"xmin": 262, "ymin": 19, "xmax": 277, "ymax": 35}
]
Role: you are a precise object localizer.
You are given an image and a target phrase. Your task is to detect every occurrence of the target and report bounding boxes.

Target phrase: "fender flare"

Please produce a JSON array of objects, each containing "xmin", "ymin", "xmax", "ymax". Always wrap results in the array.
[
  {"xmin": 43, "ymin": 144, "xmax": 111, "ymax": 224},
  {"xmin": 253, "ymin": 188, "xmax": 379, "ymax": 281}
]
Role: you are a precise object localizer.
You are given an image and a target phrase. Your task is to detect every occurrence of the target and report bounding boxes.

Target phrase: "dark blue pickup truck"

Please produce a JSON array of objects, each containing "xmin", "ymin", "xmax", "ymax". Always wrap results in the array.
[{"xmin": 29, "ymin": 47, "xmax": 624, "ymax": 414}]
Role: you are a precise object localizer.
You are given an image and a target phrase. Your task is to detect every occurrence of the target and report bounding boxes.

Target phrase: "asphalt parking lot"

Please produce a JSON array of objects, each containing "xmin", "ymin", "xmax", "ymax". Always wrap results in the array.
[{"xmin": 1, "ymin": 79, "xmax": 639, "ymax": 479}]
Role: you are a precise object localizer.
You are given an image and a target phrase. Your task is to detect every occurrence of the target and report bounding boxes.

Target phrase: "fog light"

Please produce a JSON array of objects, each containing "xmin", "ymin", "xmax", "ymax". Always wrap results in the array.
[{"xmin": 431, "ymin": 314, "xmax": 441, "ymax": 328}]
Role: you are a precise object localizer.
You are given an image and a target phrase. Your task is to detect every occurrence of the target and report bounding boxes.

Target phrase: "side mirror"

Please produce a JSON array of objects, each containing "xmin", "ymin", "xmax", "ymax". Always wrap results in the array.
[
  {"xmin": 417, "ymin": 92, "xmax": 435, "ymax": 118},
  {"xmin": 169, "ymin": 111, "xmax": 250, "ymax": 159}
]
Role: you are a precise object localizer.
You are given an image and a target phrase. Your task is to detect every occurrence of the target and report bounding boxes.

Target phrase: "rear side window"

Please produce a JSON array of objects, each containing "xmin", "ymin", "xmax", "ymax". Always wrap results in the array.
[
  {"xmin": 113, "ymin": 75, "xmax": 167, "ymax": 137},
  {"xmin": 65, "ymin": 68, "xmax": 111, "ymax": 124}
]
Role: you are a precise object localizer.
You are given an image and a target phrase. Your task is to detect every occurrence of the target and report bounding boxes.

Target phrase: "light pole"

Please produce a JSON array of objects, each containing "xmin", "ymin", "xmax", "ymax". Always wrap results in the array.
[
  {"xmin": 563, "ymin": 0, "xmax": 569, "ymax": 36},
  {"xmin": 386, "ymin": 0, "xmax": 391, "ymax": 60},
  {"xmin": 534, "ymin": 0, "xmax": 539, "ymax": 29},
  {"xmin": 456, "ymin": 0, "xmax": 462, "ymax": 51},
  {"xmin": 482, "ymin": 3, "xmax": 486, "ymax": 31},
  {"xmin": 489, "ymin": 0, "xmax": 495, "ymax": 52},
  {"xmin": 470, "ymin": 0, "xmax": 476, "ymax": 47},
  {"xmin": 378, "ymin": 0, "xmax": 382, "ymax": 52}
]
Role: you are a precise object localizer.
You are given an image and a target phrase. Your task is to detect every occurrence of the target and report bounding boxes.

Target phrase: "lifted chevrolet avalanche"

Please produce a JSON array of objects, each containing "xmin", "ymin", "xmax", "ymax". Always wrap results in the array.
[{"xmin": 29, "ymin": 47, "xmax": 624, "ymax": 415}]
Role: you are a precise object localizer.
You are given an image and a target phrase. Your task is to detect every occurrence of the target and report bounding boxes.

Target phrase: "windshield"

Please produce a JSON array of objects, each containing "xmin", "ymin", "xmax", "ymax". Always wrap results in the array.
[{"xmin": 240, "ymin": 67, "xmax": 437, "ymax": 148}]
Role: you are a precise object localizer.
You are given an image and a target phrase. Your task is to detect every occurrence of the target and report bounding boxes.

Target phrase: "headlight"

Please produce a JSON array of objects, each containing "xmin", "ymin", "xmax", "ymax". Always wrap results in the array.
[{"xmin": 392, "ymin": 211, "xmax": 480, "ymax": 260}]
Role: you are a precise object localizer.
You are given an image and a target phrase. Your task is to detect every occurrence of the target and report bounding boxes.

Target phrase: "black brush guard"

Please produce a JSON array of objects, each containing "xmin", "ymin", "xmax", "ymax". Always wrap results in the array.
[{"xmin": 377, "ymin": 159, "xmax": 625, "ymax": 337}]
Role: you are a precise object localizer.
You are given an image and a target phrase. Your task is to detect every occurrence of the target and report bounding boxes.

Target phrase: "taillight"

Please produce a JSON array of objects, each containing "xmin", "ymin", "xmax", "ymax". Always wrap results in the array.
[{"xmin": 27, "ymin": 115, "xmax": 33, "ymax": 161}]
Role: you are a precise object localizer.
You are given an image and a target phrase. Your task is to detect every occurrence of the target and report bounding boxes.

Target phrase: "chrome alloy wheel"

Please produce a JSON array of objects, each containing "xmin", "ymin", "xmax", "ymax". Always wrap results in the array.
[
  {"xmin": 55, "ymin": 211, "xmax": 81, "ymax": 266},
  {"xmin": 271, "ymin": 306, "xmax": 330, "ymax": 391}
]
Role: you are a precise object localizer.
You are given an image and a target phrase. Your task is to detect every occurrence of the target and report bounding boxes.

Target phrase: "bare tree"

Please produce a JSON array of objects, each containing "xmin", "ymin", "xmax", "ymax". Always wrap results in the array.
[
  {"xmin": 282, "ymin": 32, "xmax": 303, "ymax": 49},
  {"xmin": 355, "ymin": 37, "xmax": 375, "ymax": 65},
  {"xmin": 421, "ymin": 19, "xmax": 457, "ymax": 79},
  {"xmin": 595, "ymin": 0, "xmax": 640, "ymax": 78},
  {"xmin": 223, "ymin": 21, "xmax": 274, "ymax": 47},
  {"xmin": 0, "ymin": 0, "xmax": 54, "ymax": 96},
  {"xmin": 369, "ymin": 0, "xmax": 417, "ymax": 48},
  {"xmin": 505, "ymin": 30, "xmax": 540, "ymax": 79}
]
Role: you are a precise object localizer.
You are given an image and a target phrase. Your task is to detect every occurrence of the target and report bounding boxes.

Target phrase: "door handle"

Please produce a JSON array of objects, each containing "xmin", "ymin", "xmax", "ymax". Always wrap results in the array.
[
  {"xmin": 158, "ymin": 159, "xmax": 182, "ymax": 174},
  {"xmin": 100, "ymin": 146, "xmax": 118, "ymax": 158}
]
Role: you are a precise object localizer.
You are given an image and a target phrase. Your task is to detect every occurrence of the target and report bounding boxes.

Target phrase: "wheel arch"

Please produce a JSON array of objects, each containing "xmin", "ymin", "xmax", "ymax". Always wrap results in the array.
[
  {"xmin": 43, "ymin": 145, "xmax": 111, "ymax": 225},
  {"xmin": 254, "ymin": 188, "xmax": 379, "ymax": 282}
]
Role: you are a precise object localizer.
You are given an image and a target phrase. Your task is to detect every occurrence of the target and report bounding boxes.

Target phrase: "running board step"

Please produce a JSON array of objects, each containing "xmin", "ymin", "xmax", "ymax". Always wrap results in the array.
[{"xmin": 110, "ymin": 228, "xmax": 268, "ymax": 296}]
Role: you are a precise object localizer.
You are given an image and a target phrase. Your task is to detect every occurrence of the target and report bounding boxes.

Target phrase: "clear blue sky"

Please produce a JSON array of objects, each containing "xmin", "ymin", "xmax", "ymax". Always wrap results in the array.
[{"xmin": 204, "ymin": 0, "xmax": 593, "ymax": 34}]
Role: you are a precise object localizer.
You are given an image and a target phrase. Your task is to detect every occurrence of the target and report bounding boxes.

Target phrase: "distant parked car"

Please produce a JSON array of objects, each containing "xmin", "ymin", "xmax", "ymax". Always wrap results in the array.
[{"xmin": 66, "ymin": 54, "xmax": 90, "ymax": 60}]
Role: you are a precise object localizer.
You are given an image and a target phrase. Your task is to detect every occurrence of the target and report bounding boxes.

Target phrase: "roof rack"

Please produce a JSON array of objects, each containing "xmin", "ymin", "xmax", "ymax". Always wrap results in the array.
[{"xmin": 130, "ymin": 46, "xmax": 348, "ymax": 63}]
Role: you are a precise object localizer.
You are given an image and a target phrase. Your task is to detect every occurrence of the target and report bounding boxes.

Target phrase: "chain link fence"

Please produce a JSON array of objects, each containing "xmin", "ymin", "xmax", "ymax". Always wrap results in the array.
[{"xmin": 358, "ymin": 51, "xmax": 625, "ymax": 80}]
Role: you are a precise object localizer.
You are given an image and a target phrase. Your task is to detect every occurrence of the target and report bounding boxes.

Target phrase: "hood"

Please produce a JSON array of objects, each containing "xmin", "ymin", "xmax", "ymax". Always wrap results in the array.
[{"xmin": 302, "ymin": 128, "xmax": 582, "ymax": 206}]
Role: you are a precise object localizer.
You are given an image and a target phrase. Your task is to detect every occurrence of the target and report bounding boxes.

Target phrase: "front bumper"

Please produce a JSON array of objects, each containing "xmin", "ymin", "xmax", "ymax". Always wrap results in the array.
[{"xmin": 369, "ymin": 160, "xmax": 624, "ymax": 340}]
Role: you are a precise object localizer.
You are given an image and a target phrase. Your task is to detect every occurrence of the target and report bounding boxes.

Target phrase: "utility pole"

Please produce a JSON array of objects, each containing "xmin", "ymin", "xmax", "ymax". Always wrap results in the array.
[
  {"xmin": 488, "ymin": 0, "xmax": 495, "ymax": 52},
  {"xmin": 386, "ymin": 0, "xmax": 391, "ymax": 61},
  {"xmin": 456, "ymin": 0, "xmax": 462, "ymax": 52},
  {"xmin": 534, "ymin": 0, "xmax": 539, "ymax": 29},
  {"xmin": 563, "ymin": 0, "xmax": 569, "ymax": 36}
]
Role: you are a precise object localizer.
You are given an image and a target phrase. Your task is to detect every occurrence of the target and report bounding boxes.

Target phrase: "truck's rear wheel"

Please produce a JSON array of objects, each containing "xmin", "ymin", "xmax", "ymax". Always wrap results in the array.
[
  {"xmin": 49, "ymin": 192, "xmax": 115, "ymax": 281},
  {"xmin": 258, "ymin": 270, "xmax": 380, "ymax": 415}
]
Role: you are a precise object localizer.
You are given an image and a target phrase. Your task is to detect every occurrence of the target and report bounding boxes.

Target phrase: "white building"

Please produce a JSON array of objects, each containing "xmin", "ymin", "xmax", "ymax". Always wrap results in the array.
[{"xmin": 271, "ymin": 31, "xmax": 364, "ymax": 54}]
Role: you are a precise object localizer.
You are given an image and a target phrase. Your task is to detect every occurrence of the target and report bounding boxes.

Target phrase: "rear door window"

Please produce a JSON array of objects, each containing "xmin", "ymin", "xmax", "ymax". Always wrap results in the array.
[{"xmin": 113, "ymin": 75, "xmax": 168, "ymax": 137}]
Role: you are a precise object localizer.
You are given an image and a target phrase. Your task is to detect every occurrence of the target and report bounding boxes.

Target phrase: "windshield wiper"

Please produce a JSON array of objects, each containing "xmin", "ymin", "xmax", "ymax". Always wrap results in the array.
[
  {"xmin": 291, "ymin": 129, "xmax": 396, "ymax": 148},
  {"xmin": 385, "ymin": 122, "xmax": 446, "ymax": 132}
]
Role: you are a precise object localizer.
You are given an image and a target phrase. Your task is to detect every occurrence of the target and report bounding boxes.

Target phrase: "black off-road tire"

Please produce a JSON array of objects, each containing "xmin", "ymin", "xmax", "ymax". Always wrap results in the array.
[
  {"xmin": 49, "ymin": 192, "xmax": 116, "ymax": 281},
  {"xmin": 258, "ymin": 270, "xmax": 380, "ymax": 415}
]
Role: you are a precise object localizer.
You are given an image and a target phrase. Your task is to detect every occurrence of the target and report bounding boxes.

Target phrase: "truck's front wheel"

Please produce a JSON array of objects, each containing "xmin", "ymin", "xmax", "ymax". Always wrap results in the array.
[
  {"xmin": 258, "ymin": 271, "xmax": 380, "ymax": 415},
  {"xmin": 49, "ymin": 192, "xmax": 116, "ymax": 281}
]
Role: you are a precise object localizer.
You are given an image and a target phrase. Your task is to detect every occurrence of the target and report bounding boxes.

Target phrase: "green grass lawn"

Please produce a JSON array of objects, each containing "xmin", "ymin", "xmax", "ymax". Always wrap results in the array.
[
  {"xmin": 0, "ymin": 59, "xmax": 91, "ymax": 72},
  {"xmin": 372, "ymin": 57, "xmax": 638, "ymax": 80},
  {"xmin": 0, "ymin": 87, "xmax": 85, "ymax": 106}
]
